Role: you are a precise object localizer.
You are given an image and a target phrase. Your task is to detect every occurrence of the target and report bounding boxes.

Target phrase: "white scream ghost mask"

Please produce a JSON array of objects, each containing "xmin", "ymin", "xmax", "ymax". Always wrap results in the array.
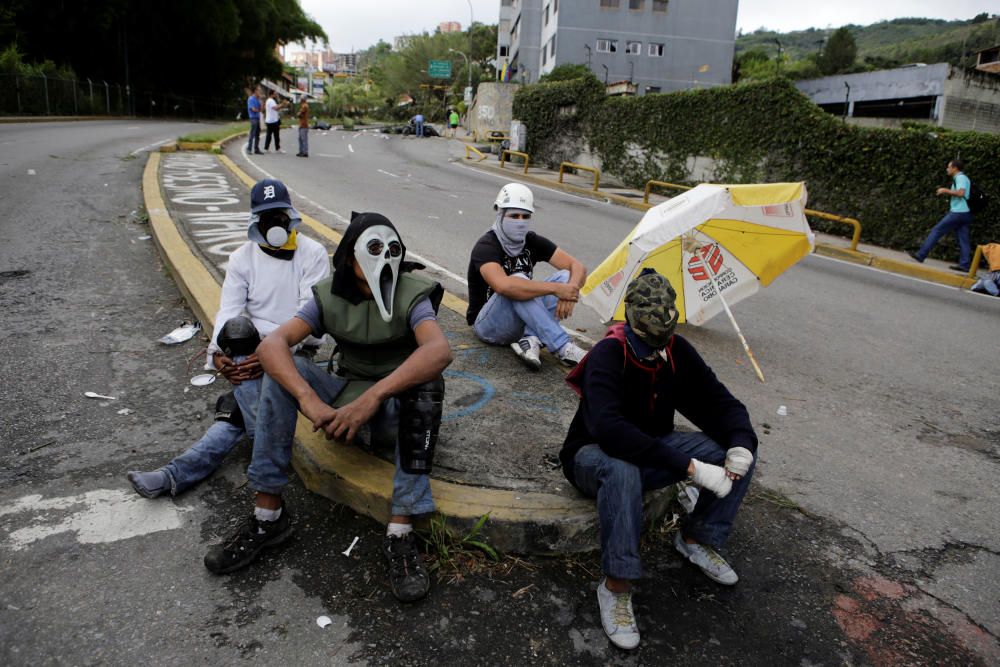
[{"xmin": 355, "ymin": 224, "xmax": 404, "ymax": 322}]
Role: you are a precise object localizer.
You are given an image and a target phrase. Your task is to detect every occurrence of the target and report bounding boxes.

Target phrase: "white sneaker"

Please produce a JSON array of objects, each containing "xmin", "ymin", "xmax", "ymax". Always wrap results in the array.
[
  {"xmin": 556, "ymin": 341, "xmax": 587, "ymax": 367},
  {"xmin": 510, "ymin": 336, "xmax": 542, "ymax": 370},
  {"xmin": 596, "ymin": 578, "xmax": 640, "ymax": 650},
  {"xmin": 674, "ymin": 532, "xmax": 738, "ymax": 585}
]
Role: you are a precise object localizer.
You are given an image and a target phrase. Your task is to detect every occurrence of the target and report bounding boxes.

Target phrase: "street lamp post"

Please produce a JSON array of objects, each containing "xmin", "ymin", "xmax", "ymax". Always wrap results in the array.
[{"xmin": 448, "ymin": 48, "xmax": 471, "ymax": 94}]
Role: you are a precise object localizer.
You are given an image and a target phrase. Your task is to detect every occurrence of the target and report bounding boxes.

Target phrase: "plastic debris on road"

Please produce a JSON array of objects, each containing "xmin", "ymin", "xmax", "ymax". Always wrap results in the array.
[
  {"xmin": 777, "ymin": 405, "xmax": 788, "ymax": 416},
  {"xmin": 116, "ymin": 408, "xmax": 134, "ymax": 415},
  {"xmin": 316, "ymin": 615, "xmax": 333, "ymax": 629},
  {"xmin": 137, "ymin": 235, "xmax": 151, "ymax": 241},
  {"xmin": 27, "ymin": 169, "xmax": 36, "ymax": 175},
  {"xmin": 342, "ymin": 536, "xmax": 360, "ymax": 557},
  {"xmin": 84, "ymin": 391, "xmax": 117, "ymax": 400},
  {"xmin": 159, "ymin": 321, "xmax": 201, "ymax": 345},
  {"xmin": 190, "ymin": 373, "xmax": 217, "ymax": 387}
]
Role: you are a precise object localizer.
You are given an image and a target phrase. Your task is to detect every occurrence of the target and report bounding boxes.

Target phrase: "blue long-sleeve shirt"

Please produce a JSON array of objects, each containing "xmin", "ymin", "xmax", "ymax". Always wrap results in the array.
[{"xmin": 560, "ymin": 333, "xmax": 757, "ymax": 487}]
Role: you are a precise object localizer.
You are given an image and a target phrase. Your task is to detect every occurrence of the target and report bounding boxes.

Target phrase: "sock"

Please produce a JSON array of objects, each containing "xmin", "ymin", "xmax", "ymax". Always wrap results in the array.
[
  {"xmin": 386, "ymin": 522, "xmax": 413, "ymax": 538},
  {"xmin": 254, "ymin": 506, "xmax": 282, "ymax": 524}
]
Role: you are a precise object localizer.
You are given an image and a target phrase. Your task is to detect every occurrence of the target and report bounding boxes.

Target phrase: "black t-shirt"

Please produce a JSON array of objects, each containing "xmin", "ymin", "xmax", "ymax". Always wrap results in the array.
[{"xmin": 466, "ymin": 230, "xmax": 558, "ymax": 324}]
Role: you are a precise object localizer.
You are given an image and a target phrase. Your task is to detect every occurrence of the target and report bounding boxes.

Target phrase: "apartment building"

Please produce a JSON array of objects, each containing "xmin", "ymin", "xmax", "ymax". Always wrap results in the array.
[{"xmin": 499, "ymin": 0, "xmax": 737, "ymax": 94}]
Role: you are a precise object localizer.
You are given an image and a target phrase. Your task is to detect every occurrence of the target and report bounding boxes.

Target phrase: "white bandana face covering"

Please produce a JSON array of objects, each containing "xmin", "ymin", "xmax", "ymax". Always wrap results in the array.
[
  {"xmin": 492, "ymin": 208, "xmax": 531, "ymax": 257},
  {"xmin": 355, "ymin": 225, "xmax": 403, "ymax": 322}
]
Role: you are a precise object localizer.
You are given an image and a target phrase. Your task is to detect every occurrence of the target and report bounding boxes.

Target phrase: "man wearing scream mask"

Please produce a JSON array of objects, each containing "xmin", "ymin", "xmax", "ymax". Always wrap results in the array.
[
  {"xmin": 204, "ymin": 212, "xmax": 452, "ymax": 604},
  {"xmin": 466, "ymin": 183, "xmax": 588, "ymax": 370},
  {"xmin": 127, "ymin": 178, "xmax": 327, "ymax": 497},
  {"xmin": 560, "ymin": 269, "xmax": 758, "ymax": 650}
]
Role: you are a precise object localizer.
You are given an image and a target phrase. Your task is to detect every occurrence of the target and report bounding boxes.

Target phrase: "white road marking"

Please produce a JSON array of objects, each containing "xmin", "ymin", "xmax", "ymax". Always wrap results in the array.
[
  {"xmin": 809, "ymin": 253, "xmax": 975, "ymax": 293},
  {"xmin": 130, "ymin": 138, "xmax": 174, "ymax": 156},
  {"xmin": 238, "ymin": 145, "xmax": 595, "ymax": 344},
  {"xmin": 0, "ymin": 489, "xmax": 193, "ymax": 551},
  {"xmin": 316, "ymin": 153, "xmax": 344, "ymax": 158},
  {"xmin": 348, "ymin": 144, "xmax": 355, "ymax": 153},
  {"xmin": 377, "ymin": 169, "xmax": 399, "ymax": 178},
  {"xmin": 27, "ymin": 169, "xmax": 35, "ymax": 175}
]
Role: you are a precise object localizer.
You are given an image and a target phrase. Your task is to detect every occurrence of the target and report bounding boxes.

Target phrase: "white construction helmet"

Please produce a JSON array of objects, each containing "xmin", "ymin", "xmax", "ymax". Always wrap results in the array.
[{"xmin": 493, "ymin": 183, "xmax": 535, "ymax": 212}]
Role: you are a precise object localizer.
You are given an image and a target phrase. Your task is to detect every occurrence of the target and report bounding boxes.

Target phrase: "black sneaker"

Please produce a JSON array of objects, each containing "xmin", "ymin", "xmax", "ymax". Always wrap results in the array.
[
  {"xmin": 382, "ymin": 533, "xmax": 430, "ymax": 602},
  {"xmin": 204, "ymin": 507, "xmax": 293, "ymax": 575},
  {"xmin": 949, "ymin": 264, "xmax": 970, "ymax": 273},
  {"xmin": 907, "ymin": 251, "xmax": 924, "ymax": 263}
]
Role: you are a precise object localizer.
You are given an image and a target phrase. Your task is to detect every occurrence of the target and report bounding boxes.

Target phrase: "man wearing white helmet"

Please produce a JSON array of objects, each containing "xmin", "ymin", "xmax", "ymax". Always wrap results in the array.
[{"xmin": 466, "ymin": 183, "xmax": 588, "ymax": 369}]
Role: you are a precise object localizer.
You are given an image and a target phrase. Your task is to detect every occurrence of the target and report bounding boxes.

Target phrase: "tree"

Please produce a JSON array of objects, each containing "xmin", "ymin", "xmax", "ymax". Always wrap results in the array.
[
  {"xmin": 817, "ymin": 27, "xmax": 857, "ymax": 75},
  {"xmin": 0, "ymin": 0, "xmax": 325, "ymax": 104},
  {"xmin": 539, "ymin": 63, "xmax": 594, "ymax": 82}
]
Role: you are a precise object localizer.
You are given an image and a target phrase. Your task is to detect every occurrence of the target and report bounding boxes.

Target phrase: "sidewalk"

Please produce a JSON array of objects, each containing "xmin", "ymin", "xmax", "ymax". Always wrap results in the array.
[
  {"xmin": 144, "ymin": 150, "xmax": 674, "ymax": 554},
  {"xmin": 455, "ymin": 145, "xmax": 982, "ymax": 290}
]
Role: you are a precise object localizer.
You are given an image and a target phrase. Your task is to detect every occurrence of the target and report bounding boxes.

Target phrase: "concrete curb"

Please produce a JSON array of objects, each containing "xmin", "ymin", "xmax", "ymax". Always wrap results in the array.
[
  {"xmin": 145, "ymin": 151, "xmax": 635, "ymax": 554},
  {"xmin": 461, "ymin": 160, "xmax": 977, "ymax": 289}
]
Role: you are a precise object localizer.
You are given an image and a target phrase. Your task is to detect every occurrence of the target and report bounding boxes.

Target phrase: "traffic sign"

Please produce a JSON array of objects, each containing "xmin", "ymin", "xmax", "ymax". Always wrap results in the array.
[{"xmin": 428, "ymin": 60, "xmax": 452, "ymax": 79}]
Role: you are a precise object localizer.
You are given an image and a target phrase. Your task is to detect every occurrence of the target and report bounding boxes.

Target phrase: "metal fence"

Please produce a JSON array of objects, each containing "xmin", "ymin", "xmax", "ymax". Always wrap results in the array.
[{"xmin": 0, "ymin": 73, "xmax": 241, "ymax": 119}]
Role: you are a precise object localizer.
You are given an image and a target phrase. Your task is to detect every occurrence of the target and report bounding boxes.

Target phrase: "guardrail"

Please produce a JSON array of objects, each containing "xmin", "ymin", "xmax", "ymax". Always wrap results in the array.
[
  {"xmin": 500, "ymin": 149, "xmax": 530, "ymax": 174},
  {"xmin": 966, "ymin": 245, "xmax": 987, "ymax": 280},
  {"xmin": 642, "ymin": 178, "xmax": 863, "ymax": 252},
  {"xmin": 644, "ymin": 179, "xmax": 691, "ymax": 202},
  {"xmin": 464, "ymin": 144, "xmax": 487, "ymax": 162},
  {"xmin": 803, "ymin": 210, "xmax": 862, "ymax": 252},
  {"xmin": 559, "ymin": 162, "xmax": 600, "ymax": 191}
]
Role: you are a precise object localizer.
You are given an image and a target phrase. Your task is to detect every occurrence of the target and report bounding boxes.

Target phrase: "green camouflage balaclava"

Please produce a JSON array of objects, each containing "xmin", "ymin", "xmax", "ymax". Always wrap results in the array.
[{"xmin": 624, "ymin": 269, "xmax": 679, "ymax": 349}]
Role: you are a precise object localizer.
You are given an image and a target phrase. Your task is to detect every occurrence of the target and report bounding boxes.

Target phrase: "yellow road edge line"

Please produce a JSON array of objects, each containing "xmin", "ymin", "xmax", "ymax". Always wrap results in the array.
[{"xmin": 144, "ymin": 151, "xmax": 592, "ymax": 526}]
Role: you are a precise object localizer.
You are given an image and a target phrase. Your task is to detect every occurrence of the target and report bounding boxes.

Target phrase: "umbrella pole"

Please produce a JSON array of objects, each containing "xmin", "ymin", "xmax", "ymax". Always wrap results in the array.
[{"xmin": 697, "ymin": 256, "xmax": 766, "ymax": 383}]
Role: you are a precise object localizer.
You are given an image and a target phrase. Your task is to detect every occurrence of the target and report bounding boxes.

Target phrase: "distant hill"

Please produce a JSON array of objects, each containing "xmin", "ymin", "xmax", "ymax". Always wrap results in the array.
[{"xmin": 737, "ymin": 16, "xmax": 1000, "ymax": 69}]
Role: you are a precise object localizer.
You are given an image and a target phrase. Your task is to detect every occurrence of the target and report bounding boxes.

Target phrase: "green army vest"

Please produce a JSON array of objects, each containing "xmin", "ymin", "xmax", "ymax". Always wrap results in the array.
[{"xmin": 313, "ymin": 272, "xmax": 443, "ymax": 386}]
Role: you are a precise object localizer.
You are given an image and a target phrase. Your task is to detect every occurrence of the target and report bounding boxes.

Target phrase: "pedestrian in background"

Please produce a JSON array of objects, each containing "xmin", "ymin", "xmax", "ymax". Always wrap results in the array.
[
  {"xmin": 412, "ymin": 112, "xmax": 424, "ymax": 138},
  {"xmin": 909, "ymin": 158, "xmax": 974, "ymax": 273},
  {"xmin": 296, "ymin": 97, "xmax": 310, "ymax": 158},
  {"xmin": 246, "ymin": 86, "xmax": 263, "ymax": 155},
  {"xmin": 263, "ymin": 90, "xmax": 287, "ymax": 152},
  {"xmin": 448, "ymin": 108, "xmax": 460, "ymax": 138}
]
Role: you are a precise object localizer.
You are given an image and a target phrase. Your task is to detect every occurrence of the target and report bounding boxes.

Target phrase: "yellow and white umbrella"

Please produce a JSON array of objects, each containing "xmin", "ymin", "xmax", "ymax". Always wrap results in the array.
[{"xmin": 582, "ymin": 182, "xmax": 814, "ymax": 381}]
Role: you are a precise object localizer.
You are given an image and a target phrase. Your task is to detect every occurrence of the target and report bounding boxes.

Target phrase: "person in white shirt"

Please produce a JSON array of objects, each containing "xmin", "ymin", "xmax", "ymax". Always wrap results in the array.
[
  {"xmin": 263, "ymin": 90, "xmax": 288, "ymax": 152},
  {"xmin": 127, "ymin": 178, "xmax": 328, "ymax": 498}
]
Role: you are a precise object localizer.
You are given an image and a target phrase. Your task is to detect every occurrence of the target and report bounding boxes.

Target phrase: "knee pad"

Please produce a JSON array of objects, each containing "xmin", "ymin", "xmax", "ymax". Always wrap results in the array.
[
  {"xmin": 214, "ymin": 391, "xmax": 245, "ymax": 429},
  {"xmin": 397, "ymin": 377, "xmax": 445, "ymax": 474}
]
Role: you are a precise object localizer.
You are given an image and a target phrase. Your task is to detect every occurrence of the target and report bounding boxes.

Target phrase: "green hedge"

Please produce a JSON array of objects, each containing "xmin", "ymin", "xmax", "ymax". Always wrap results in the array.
[{"xmin": 514, "ymin": 77, "xmax": 999, "ymax": 256}]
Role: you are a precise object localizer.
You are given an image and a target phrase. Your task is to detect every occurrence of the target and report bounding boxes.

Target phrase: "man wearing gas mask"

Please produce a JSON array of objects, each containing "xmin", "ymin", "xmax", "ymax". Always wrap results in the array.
[
  {"xmin": 204, "ymin": 212, "xmax": 452, "ymax": 605},
  {"xmin": 560, "ymin": 270, "xmax": 757, "ymax": 650},
  {"xmin": 466, "ymin": 183, "xmax": 588, "ymax": 370},
  {"xmin": 127, "ymin": 179, "xmax": 328, "ymax": 498}
]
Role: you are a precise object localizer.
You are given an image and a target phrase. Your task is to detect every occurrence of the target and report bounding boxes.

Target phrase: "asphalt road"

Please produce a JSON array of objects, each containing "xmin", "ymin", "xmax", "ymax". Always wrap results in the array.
[{"xmin": 0, "ymin": 120, "xmax": 997, "ymax": 665}]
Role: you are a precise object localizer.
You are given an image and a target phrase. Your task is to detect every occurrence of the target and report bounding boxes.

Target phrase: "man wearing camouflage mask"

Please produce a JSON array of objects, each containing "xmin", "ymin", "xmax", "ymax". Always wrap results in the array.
[{"xmin": 560, "ymin": 269, "xmax": 758, "ymax": 650}]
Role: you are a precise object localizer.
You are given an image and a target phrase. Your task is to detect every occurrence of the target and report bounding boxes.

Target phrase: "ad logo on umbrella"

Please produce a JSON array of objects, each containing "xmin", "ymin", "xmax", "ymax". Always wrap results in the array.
[
  {"xmin": 600, "ymin": 270, "xmax": 626, "ymax": 296},
  {"xmin": 687, "ymin": 243, "xmax": 725, "ymax": 281}
]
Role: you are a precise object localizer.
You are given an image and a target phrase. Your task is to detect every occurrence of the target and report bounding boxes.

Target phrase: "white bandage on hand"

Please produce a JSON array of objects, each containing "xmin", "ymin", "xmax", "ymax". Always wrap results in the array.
[
  {"xmin": 689, "ymin": 459, "xmax": 732, "ymax": 498},
  {"xmin": 725, "ymin": 447, "xmax": 754, "ymax": 478}
]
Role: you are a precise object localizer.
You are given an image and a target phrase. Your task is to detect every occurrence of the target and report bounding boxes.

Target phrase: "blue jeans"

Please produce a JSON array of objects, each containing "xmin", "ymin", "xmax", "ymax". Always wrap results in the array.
[
  {"xmin": 248, "ymin": 118, "xmax": 260, "ymax": 152},
  {"xmin": 248, "ymin": 356, "xmax": 435, "ymax": 516},
  {"xmin": 915, "ymin": 211, "xmax": 973, "ymax": 269},
  {"xmin": 163, "ymin": 363, "xmax": 260, "ymax": 495},
  {"xmin": 473, "ymin": 269, "xmax": 570, "ymax": 353},
  {"xmin": 414, "ymin": 120, "xmax": 424, "ymax": 137},
  {"xmin": 298, "ymin": 127, "xmax": 308, "ymax": 155},
  {"xmin": 572, "ymin": 431, "xmax": 755, "ymax": 580}
]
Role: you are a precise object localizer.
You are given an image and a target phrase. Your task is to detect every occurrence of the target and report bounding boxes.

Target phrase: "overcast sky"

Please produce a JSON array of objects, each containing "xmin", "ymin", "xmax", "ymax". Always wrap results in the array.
[{"xmin": 291, "ymin": 0, "xmax": 998, "ymax": 52}]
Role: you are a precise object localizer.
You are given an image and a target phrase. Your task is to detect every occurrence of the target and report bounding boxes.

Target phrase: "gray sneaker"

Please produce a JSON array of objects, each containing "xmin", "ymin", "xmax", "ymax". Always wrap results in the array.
[
  {"xmin": 674, "ymin": 532, "xmax": 738, "ymax": 585},
  {"xmin": 556, "ymin": 341, "xmax": 587, "ymax": 367},
  {"xmin": 510, "ymin": 336, "xmax": 542, "ymax": 370},
  {"xmin": 596, "ymin": 577, "xmax": 640, "ymax": 650}
]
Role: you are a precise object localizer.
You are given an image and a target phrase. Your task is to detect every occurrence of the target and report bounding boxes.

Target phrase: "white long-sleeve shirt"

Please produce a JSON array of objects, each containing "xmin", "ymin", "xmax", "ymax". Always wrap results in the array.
[{"xmin": 205, "ymin": 234, "xmax": 329, "ymax": 368}]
